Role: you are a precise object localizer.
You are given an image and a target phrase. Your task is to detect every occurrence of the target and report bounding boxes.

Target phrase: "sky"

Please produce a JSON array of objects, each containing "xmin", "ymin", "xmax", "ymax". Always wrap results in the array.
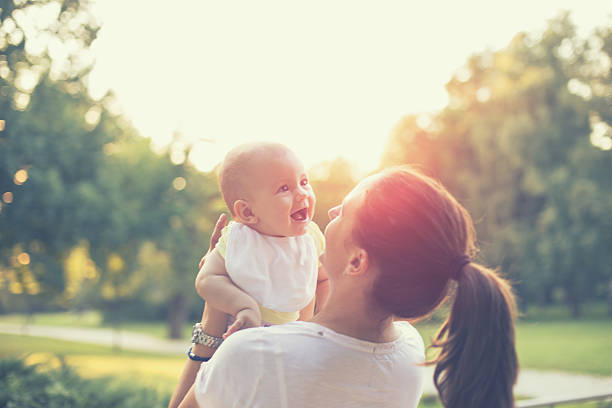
[{"xmin": 87, "ymin": 1, "xmax": 610, "ymax": 176}]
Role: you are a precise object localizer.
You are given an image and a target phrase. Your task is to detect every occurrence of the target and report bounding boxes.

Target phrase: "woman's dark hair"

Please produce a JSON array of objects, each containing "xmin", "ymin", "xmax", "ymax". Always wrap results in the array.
[{"xmin": 352, "ymin": 166, "xmax": 518, "ymax": 408}]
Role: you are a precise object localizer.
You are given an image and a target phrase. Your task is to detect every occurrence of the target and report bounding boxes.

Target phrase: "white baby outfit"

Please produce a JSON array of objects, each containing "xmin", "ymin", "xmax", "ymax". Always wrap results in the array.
[{"xmin": 216, "ymin": 221, "xmax": 325, "ymax": 324}]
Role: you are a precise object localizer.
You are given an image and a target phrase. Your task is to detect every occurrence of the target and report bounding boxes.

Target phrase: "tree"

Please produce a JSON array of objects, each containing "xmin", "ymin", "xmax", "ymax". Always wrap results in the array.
[
  {"xmin": 0, "ymin": 0, "xmax": 101, "ymax": 310},
  {"xmin": 0, "ymin": 1, "xmax": 225, "ymax": 338},
  {"xmin": 381, "ymin": 13, "xmax": 612, "ymax": 316}
]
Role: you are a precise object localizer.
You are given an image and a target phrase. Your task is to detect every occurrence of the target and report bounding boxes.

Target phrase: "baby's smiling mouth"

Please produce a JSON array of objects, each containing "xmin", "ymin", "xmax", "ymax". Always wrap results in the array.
[{"xmin": 290, "ymin": 208, "xmax": 309, "ymax": 222}]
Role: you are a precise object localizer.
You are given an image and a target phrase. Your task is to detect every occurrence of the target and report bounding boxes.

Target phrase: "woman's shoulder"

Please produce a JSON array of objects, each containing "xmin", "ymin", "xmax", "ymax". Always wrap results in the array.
[
  {"xmin": 217, "ymin": 321, "xmax": 425, "ymax": 362},
  {"xmin": 394, "ymin": 321, "xmax": 425, "ymax": 352}
]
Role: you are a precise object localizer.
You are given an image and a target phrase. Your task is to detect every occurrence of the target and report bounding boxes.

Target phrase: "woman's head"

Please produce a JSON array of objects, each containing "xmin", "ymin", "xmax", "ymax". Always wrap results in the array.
[
  {"xmin": 357, "ymin": 167, "xmax": 478, "ymax": 318},
  {"xmin": 323, "ymin": 166, "xmax": 518, "ymax": 407},
  {"xmin": 324, "ymin": 166, "xmax": 475, "ymax": 318}
]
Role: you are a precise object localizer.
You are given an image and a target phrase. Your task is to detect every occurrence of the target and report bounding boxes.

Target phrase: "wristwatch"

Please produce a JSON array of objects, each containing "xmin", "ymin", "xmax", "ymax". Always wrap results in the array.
[{"xmin": 191, "ymin": 322, "xmax": 223, "ymax": 349}]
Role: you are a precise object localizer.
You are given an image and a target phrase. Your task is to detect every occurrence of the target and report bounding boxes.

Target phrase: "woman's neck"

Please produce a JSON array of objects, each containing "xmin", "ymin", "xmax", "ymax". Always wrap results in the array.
[{"xmin": 310, "ymin": 295, "xmax": 396, "ymax": 343}]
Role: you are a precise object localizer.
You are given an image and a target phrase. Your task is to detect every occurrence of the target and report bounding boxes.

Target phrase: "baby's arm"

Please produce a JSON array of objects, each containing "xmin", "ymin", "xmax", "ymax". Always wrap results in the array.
[{"xmin": 195, "ymin": 249, "xmax": 261, "ymax": 335}]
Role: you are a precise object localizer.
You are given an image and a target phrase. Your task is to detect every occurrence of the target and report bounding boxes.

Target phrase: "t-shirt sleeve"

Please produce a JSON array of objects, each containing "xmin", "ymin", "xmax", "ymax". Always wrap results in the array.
[
  {"xmin": 194, "ymin": 328, "xmax": 281, "ymax": 407},
  {"xmin": 307, "ymin": 221, "xmax": 325, "ymax": 256},
  {"xmin": 214, "ymin": 224, "xmax": 232, "ymax": 259}
]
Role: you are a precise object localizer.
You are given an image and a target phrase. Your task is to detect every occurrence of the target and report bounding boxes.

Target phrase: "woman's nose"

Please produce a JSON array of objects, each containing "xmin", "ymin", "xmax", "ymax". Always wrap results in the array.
[{"xmin": 328, "ymin": 205, "xmax": 340, "ymax": 220}]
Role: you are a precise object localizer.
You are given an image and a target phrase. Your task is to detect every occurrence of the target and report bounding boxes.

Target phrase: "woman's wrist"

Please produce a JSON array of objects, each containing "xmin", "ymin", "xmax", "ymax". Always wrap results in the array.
[{"xmin": 191, "ymin": 343, "xmax": 216, "ymax": 357}]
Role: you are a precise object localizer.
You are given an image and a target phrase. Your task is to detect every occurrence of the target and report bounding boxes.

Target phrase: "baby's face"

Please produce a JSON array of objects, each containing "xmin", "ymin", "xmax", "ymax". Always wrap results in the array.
[{"xmin": 245, "ymin": 150, "xmax": 315, "ymax": 237}]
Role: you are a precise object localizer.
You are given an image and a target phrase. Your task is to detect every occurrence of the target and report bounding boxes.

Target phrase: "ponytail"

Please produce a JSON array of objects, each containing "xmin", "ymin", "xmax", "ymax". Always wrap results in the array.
[
  {"xmin": 349, "ymin": 167, "xmax": 518, "ymax": 407},
  {"xmin": 429, "ymin": 263, "xmax": 518, "ymax": 408}
]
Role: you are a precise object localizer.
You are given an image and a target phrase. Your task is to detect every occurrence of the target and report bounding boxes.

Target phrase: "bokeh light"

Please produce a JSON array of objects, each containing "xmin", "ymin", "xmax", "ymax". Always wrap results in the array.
[
  {"xmin": 170, "ymin": 150, "xmax": 186, "ymax": 165},
  {"xmin": 13, "ymin": 92, "xmax": 30, "ymax": 111},
  {"xmin": 172, "ymin": 176, "xmax": 186, "ymax": 191},
  {"xmin": 0, "ymin": 119, "xmax": 5, "ymax": 131},
  {"xmin": 17, "ymin": 252, "xmax": 30, "ymax": 265},
  {"xmin": 589, "ymin": 114, "xmax": 612, "ymax": 151},
  {"xmin": 2, "ymin": 192, "xmax": 13, "ymax": 203},
  {"xmin": 14, "ymin": 169, "xmax": 28, "ymax": 185},
  {"xmin": 476, "ymin": 87, "xmax": 491, "ymax": 103},
  {"xmin": 85, "ymin": 106, "xmax": 102, "ymax": 126}
]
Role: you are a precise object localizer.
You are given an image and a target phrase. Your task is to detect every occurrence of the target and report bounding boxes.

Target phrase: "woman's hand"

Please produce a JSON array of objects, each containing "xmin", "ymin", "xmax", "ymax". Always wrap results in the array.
[{"xmin": 198, "ymin": 213, "xmax": 227, "ymax": 269}]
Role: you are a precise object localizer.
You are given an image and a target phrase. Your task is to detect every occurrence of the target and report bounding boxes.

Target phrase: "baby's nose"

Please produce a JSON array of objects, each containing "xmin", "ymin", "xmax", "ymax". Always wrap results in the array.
[{"xmin": 295, "ymin": 186, "xmax": 308, "ymax": 199}]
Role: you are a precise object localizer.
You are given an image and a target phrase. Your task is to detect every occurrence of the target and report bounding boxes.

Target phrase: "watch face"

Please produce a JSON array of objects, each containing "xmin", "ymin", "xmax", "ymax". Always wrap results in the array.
[{"xmin": 191, "ymin": 323, "xmax": 223, "ymax": 348}]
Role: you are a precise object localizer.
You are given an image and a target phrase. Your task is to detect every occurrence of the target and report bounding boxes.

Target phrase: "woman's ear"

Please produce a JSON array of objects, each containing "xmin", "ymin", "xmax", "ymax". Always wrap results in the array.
[
  {"xmin": 345, "ymin": 249, "xmax": 369, "ymax": 277},
  {"xmin": 233, "ymin": 200, "xmax": 258, "ymax": 225}
]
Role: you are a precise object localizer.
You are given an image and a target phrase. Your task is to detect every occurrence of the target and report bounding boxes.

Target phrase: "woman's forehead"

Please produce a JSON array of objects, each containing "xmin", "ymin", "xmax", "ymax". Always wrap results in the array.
[{"xmin": 343, "ymin": 175, "xmax": 377, "ymax": 210}]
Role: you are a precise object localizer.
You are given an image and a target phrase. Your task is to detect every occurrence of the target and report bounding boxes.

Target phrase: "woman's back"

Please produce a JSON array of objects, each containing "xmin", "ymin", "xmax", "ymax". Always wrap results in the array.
[{"xmin": 194, "ymin": 321, "xmax": 425, "ymax": 408}]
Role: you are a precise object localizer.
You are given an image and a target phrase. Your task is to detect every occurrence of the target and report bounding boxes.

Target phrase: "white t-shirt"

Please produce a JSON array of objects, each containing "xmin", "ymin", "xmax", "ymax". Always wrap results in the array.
[{"xmin": 194, "ymin": 321, "xmax": 425, "ymax": 408}]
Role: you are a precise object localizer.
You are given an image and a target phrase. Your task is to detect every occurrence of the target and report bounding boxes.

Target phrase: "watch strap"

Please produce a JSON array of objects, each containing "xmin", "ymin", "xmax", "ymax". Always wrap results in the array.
[{"xmin": 187, "ymin": 345, "xmax": 211, "ymax": 362}]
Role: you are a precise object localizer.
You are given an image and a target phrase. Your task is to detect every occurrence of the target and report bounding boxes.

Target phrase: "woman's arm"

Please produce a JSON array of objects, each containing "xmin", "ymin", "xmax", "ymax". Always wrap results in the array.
[
  {"xmin": 176, "ymin": 386, "xmax": 199, "ymax": 408},
  {"xmin": 168, "ymin": 214, "xmax": 229, "ymax": 408},
  {"xmin": 168, "ymin": 303, "xmax": 228, "ymax": 408}
]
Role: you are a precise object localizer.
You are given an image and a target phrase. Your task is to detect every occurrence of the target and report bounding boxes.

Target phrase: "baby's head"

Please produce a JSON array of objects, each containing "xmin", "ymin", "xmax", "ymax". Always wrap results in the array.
[{"xmin": 218, "ymin": 142, "xmax": 315, "ymax": 237}]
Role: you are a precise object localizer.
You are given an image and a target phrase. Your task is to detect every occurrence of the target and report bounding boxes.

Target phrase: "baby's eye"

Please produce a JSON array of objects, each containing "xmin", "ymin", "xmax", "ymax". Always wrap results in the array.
[
  {"xmin": 300, "ymin": 179, "xmax": 309, "ymax": 186},
  {"xmin": 278, "ymin": 185, "xmax": 289, "ymax": 193}
]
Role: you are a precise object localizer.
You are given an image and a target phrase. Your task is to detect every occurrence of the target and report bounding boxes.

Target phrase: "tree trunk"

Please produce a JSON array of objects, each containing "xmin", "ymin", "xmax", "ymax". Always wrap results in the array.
[
  {"xmin": 168, "ymin": 292, "xmax": 188, "ymax": 339},
  {"xmin": 607, "ymin": 277, "xmax": 612, "ymax": 317},
  {"xmin": 567, "ymin": 291, "xmax": 582, "ymax": 318}
]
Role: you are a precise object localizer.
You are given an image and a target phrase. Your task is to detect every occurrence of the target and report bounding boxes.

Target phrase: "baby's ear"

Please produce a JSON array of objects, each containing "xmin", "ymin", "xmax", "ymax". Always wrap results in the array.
[{"xmin": 234, "ymin": 200, "xmax": 258, "ymax": 225}]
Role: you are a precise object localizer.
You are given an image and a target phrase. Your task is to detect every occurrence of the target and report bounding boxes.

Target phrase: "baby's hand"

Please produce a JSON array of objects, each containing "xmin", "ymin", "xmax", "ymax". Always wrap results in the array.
[{"xmin": 223, "ymin": 308, "xmax": 261, "ymax": 339}]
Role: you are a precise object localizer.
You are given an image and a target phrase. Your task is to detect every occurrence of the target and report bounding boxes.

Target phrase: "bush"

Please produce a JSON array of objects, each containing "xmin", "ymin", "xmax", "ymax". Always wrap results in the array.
[{"xmin": 0, "ymin": 357, "xmax": 169, "ymax": 408}]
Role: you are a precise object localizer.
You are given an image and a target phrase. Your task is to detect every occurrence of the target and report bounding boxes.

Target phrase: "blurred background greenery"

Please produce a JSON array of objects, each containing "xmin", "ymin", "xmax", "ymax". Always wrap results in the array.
[{"xmin": 0, "ymin": 0, "xmax": 611, "ymax": 406}]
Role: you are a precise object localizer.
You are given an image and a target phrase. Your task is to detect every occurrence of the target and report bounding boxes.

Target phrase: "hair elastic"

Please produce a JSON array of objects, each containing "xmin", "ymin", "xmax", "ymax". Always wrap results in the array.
[{"xmin": 450, "ymin": 254, "xmax": 471, "ymax": 281}]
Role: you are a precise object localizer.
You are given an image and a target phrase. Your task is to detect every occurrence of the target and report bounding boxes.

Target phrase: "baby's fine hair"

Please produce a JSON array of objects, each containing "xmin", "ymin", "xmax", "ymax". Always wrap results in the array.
[{"xmin": 218, "ymin": 142, "xmax": 292, "ymax": 215}]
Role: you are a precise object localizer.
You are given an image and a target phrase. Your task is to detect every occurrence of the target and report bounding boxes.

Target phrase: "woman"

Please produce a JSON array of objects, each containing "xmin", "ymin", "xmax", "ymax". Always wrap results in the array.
[{"xmin": 170, "ymin": 166, "xmax": 518, "ymax": 408}]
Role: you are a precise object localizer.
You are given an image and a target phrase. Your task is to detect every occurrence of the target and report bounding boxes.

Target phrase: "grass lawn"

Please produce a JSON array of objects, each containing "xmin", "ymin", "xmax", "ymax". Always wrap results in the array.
[
  {"xmin": 0, "ymin": 311, "xmax": 193, "ymax": 340},
  {"xmin": 413, "ymin": 318, "xmax": 612, "ymax": 377}
]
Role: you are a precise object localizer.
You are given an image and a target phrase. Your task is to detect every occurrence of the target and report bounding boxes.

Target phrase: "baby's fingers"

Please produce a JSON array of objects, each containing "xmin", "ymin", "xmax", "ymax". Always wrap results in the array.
[
  {"xmin": 223, "ymin": 319, "xmax": 244, "ymax": 339},
  {"xmin": 198, "ymin": 214, "xmax": 227, "ymax": 270},
  {"xmin": 209, "ymin": 213, "xmax": 227, "ymax": 250}
]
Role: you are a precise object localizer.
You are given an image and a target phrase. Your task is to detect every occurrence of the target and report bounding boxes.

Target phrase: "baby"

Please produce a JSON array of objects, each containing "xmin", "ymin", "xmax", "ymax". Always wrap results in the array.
[{"xmin": 196, "ymin": 142, "xmax": 326, "ymax": 336}]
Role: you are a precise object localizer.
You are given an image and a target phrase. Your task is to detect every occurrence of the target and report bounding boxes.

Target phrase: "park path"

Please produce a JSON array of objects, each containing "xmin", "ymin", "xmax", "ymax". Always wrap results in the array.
[{"xmin": 2, "ymin": 323, "xmax": 612, "ymax": 399}]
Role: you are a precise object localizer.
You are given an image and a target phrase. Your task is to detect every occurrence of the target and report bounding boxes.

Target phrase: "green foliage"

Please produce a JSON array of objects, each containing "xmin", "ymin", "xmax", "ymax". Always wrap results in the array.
[
  {"xmin": 0, "ymin": 333, "xmax": 185, "ymax": 395},
  {"xmin": 0, "ymin": 0, "xmax": 223, "ymax": 337},
  {"xmin": 0, "ymin": 357, "xmax": 168, "ymax": 408},
  {"xmin": 381, "ymin": 13, "xmax": 612, "ymax": 316},
  {"xmin": 419, "ymin": 394, "xmax": 443, "ymax": 408}
]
